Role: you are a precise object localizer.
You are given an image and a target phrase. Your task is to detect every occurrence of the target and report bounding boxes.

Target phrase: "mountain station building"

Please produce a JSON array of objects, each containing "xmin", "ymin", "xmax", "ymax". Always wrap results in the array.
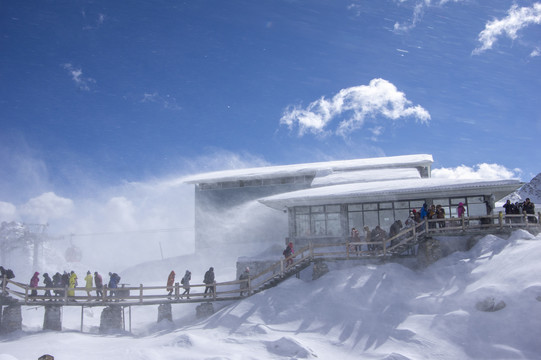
[{"xmin": 184, "ymin": 154, "xmax": 522, "ymax": 252}]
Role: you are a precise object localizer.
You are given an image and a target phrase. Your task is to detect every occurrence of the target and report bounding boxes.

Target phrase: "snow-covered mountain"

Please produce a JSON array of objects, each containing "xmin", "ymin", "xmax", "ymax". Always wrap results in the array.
[
  {"xmin": 501, "ymin": 173, "xmax": 541, "ymax": 204},
  {"xmin": 2, "ymin": 230, "xmax": 541, "ymax": 359}
]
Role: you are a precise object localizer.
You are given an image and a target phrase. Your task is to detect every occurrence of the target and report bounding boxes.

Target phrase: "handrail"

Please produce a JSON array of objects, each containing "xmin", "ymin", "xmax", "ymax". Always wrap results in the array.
[{"xmin": 1, "ymin": 213, "xmax": 538, "ymax": 306}]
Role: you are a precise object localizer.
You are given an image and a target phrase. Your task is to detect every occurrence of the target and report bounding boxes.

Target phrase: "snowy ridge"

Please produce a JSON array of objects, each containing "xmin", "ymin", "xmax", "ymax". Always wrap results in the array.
[
  {"xmin": 2, "ymin": 230, "xmax": 541, "ymax": 359},
  {"xmin": 500, "ymin": 173, "xmax": 541, "ymax": 205}
]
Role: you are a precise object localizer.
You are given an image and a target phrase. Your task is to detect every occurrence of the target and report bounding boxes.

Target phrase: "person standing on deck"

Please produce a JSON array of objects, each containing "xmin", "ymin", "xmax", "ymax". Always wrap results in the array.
[
  {"xmin": 68, "ymin": 271, "xmax": 78, "ymax": 298},
  {"xmin": 84, "ymin": 271, "xmax": 93, "ymax": 300},
  {"xmin": 42, "ymin": 273, "xmax": 53, "ymax": 298},
  {"xmin": 94, "ymin": 271, "xmax": 103, "ymax": 298}
]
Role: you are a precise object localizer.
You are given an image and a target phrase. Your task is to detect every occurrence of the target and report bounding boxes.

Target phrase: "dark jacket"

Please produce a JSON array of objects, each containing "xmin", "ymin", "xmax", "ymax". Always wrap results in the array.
[{"xmin": 204, "ymin": 268, "xmax": 215, "ymax": 284}]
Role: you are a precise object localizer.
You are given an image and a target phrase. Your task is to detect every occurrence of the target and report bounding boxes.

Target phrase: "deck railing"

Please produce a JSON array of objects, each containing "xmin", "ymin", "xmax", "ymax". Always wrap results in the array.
[{"xmin": 1, "ymin": 212, "xmax": 539, "ymax": 306}]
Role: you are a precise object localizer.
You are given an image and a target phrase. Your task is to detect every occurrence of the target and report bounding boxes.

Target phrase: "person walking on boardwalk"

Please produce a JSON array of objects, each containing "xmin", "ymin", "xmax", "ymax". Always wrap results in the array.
[
  {"xmin": 239, "ymin": 267, "xmax": 250, "ymax": 296},
  {"xmin": 52, "ymin": 272, "xmax": 63, "ymax": 297},
  {"xmin": 68, "ymin": 271, "xmax": 78, "ymax": 298},
  {"xmin": 84, "ymin": 271, "xmax": 93, "ymax": 300},
  {"xmin": 108, "ymin": 272, "xmax": 121, "ymax": 298},
  {"xmin": 167, "ymin": 270, "xmax": 175, "ymax": 297},
  {"xmin": 30, "ymin": 272, "xmax": 40, "ymax": 298},
  {"xmin": 283, "ymin": 242, "xmax": 294, "ymax": 267},
  {"xmin": 94, "ymin": 271, "xmax": 103, "ymax": 298},
  {"xmin": 203, "ymin": 267, "xmax": 215, "ymax": 298},
  {"xmin": 61, "ymin": 271, "xmax": 69, "ymax": 293},
  {"xmin": 42, "ymin": 273, "xmax": 53, "ymax": 298},
  {"xmin": 180, "ymin": 270, "xmax": 191, "ymax": 299}
]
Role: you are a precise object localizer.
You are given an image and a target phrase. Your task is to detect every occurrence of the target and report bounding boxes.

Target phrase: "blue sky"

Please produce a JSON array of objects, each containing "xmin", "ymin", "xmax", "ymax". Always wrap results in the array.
[{"xmin": 1, "ymin": 0, "xmax": 540, "ymax": 208}]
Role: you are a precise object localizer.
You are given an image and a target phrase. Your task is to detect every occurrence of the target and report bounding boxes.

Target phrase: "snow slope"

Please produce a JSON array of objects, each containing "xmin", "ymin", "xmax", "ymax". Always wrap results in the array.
[{"xmin": 1, "ymin": 230, "xmax": 541, "ymax": 360}]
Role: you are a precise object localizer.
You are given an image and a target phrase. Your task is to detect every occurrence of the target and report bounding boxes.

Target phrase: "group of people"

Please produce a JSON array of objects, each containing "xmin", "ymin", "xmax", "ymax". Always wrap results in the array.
[
  {"xmin": 349, "ymin": 202, "xmax": 469, "ymax": 253},
  {"xmin": 165, "ymin": 267, "xmax": 215, "ymax": 299},
  {"xmin": 1, "ymin": 265, "xmax": 245, "ymax": 301},
  {"xmin": 503, "ymin": 198, "xmax": 537, "ymax": 223},
  {"xmin": 21, "ymin": 270, "xmax": 120, "ymax": 301},
  {"xmin": 0, "ymin": 266, "xmax": 15, "ymax": 289}
]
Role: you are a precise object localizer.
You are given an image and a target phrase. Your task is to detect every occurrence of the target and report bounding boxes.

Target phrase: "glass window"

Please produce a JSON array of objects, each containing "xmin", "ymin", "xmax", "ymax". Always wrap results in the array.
[
  {"xmin": 394, "ymin": 209, "xmax": 410, "ymax": 223},
  {"xmin": 394, "ymin": 201, "xmax": 409, "ymax": 209},
  {"xmin": 296, "ymin": 206, "xmax": 309, "ymax": 214},
  {"xmin": 326, "ymin": 213, "xmax": 341, "ymax": 235},
  {"xmin": 379, "ymin": 209, "xmax": 394, "ymax": 231},
  {"xmin": 380, "ymin": 202, "xmax": 393, "ymax": 209},
  {"xmin": 451, "ymin": 197, "xmax": 465, "ymax": 205},
  {"xmin": 433, "ymin": 198, "xmax": 449, "ymax": 207},
  {"xmin": 364, "ymin": 211, "xmax": 379, "ymax": 230},
  {"xmin": 311, "ymin": 206, "xmax": 324, "ymax": 213},
  {"xmin": 468, "ymin": 203, "xmax": 487, "ymax": 216},
  {"xmin": 468, "ymin": 196, "xmax": 485, "ymax": 204},
  {"xmin": 348, "ymin": 212, "xmax": 364, "ymax": 233},
  {"xmin": 348, "ymin": 204, "xmax": 363, "ymax": 211},
  {"xmin": 295, "ymin": 214, "xmax": 310, "ymax": 236},
  {"xmin": 311, "ymin": 213, "xmax": 326, "ymax": 235},
  {"xmin": 364, "ymin": 203, "xmax": 378, "ymax": 211},
  {"xmin": 410, "ymin": 200, "xmax": 425, "ymax": 209},
  {"xmin": 326, "ymin": 205, "xmax": 340, "ymax": 213}
]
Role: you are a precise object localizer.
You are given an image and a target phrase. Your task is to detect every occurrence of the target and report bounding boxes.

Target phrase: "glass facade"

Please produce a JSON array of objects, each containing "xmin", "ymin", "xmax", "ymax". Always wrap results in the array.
[
  {"xmin": 293, "ymin": 195, "xmax": 490, "ymax": 238},
  {"xmin": 294, "ymin": 205, "xmax": 341, "ymax": 236}
]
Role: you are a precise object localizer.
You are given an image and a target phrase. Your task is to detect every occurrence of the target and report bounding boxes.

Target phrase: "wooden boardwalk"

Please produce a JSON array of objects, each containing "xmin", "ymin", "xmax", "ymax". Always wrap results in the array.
[{"xmin": 2, "ymin": 212, "xmax": 540, "ymax": 308}]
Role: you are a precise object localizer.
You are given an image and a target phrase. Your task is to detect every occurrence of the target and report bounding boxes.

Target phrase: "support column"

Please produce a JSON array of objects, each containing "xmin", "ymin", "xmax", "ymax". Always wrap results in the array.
[
  {"xmin": 0, "ymin": 304, "xmax": 22, "ymax": 334},
  {"xmin": 43, "ymin": 305, "xmax": 62, "ymax": 331},
  {"xmin": 99, "ymin": 305, "xmax": 122, "ymax": 334},
  {"xmin": 195, "ymin": 302, "xmax": 214, "ymax": 319},
  {"xmin": 157, "ymin": 303, "xmax": 172, "ymax": 323},
  {"xmin": 312, "ymin": 259, "xmax": 329, "ymax": 280}
]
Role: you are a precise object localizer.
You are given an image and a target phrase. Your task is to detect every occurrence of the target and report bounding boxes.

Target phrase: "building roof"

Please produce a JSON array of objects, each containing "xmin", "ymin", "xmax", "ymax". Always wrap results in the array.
[
  {"xmin": 311, "ymin": 168, "xmax": 421, "ymax": 187},
  {"xmin": 183, "ymin": 154, "xmax": 433, "ymax": 184},
  {"xmin": 258, "ymin": 178, "xmax": 523, "ymax": 210}
]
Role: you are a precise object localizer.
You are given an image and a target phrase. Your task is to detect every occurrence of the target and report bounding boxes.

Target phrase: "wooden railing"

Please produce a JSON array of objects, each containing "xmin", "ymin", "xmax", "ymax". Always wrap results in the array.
[{"xmin": 1, "ymin": 212, "xmax": 539, "ymax": 306}]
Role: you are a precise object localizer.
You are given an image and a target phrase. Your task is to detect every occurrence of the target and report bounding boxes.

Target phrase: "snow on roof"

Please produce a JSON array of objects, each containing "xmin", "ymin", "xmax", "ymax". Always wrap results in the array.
[
  {"xmin": 258, "ymin": 178, "xmax": 523, "ymax": 210},
  {"xmin": 183, "ymin": 154, "xmax": 433, "ymax": 184},
  {"xmin": 311, "ymin": 168, "xmax": 421, "ymax": 187}
]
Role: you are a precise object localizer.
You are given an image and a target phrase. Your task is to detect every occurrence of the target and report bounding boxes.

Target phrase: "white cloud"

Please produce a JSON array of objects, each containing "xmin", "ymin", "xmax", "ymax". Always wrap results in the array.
[
  {"xmin": 432, "ymin": 163, "xmax": 521, "ymax": 180},
  {"xmin": 82, "ymin": 12, "xmax": 106, "ymax": 30},
  {"xmin": 141, "ymin": 92, "xmax": 181, "ymax": 110},
  {"xmin": 280, "ymin": 78, "xmax": 430, "ymax": 138},
  {"xmin": 19, "ymin": 192, "xmax": 74, "ymax": 223},
  {"xmin": 0, "ymin": 201, "xmax": 17, "ymax": 221},
  {"xmin": 62, "ymin": 63, "xmax": 95, "ymax": 91},
  {"xmin": 530, "ymin": 47, "xmax": 541, "ymax": 57},
  {"xmin": 393, "ymin": 0, "xmax": 463, "ymax": 32},
  {"xmin": 473, "ymin": 3, "xmax": 541, "ymax": 55}
]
